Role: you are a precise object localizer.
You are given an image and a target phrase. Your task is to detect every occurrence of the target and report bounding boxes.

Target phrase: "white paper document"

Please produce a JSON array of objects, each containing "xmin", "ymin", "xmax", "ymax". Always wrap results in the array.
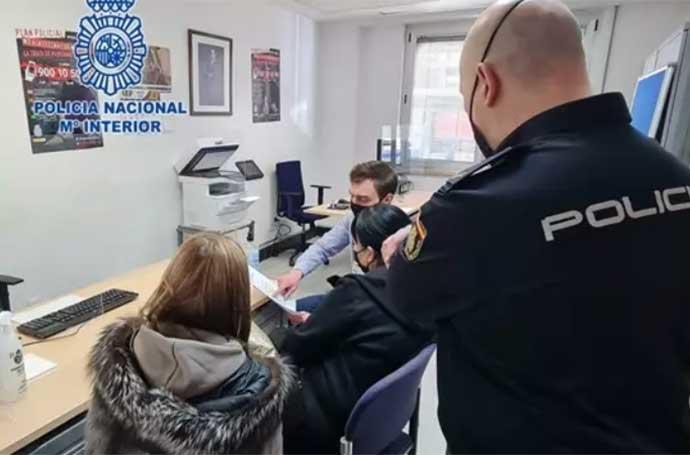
[
  {"xmin": 24, "ymin": 353, "xmax": 57, "ymax": 382},
  {"xmin": 249, "ymin": 267, "xmax": 298, "ymax": 315},
  {"xmin": 12, "ymin": 295, "xmax": 82, "ymax": 325}
]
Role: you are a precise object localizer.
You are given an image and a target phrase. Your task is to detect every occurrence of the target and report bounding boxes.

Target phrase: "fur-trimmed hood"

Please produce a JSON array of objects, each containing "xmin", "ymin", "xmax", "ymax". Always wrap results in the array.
[{"xmin": 85, "ymin": 318, "xmax": 294, "ymax": 455}]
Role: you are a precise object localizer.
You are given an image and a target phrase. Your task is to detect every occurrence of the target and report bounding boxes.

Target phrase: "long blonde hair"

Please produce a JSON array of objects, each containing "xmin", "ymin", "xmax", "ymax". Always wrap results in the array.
[{"xmin": 140, "ymin": 233, "xmax": 251, "ymax": 342}]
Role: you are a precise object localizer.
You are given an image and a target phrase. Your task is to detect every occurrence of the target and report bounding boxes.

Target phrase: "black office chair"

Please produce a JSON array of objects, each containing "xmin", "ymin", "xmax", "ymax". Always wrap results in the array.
[{"xmin": 276, "ymin": 161, "xmax": 331, "ymax": 267}]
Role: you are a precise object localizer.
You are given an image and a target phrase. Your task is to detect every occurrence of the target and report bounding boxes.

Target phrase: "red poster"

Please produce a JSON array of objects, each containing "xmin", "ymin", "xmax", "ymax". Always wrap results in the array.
[
  {"xmin": 252, "ymin": 49, "xmax": 280, "ymax": 123},
  {"xmin": 16, "ymin": 29, "xmax": 103, "ymax": 154}
]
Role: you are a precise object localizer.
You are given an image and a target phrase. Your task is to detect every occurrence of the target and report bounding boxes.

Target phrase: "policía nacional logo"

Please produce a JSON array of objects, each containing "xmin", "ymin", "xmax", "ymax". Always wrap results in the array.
[{"xmin": 74, "ymin": 0, "xmax": 147, "ymax": 96}]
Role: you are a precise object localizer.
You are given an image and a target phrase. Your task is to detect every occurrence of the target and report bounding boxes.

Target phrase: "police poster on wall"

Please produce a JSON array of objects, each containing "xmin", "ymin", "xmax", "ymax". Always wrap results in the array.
[
  {"xmin": 15, "ymin": 29, "xmax": 104, "ymax": 154},
  {"xmin": 252, "ymin": 49, "xmax": 281, "ymax": 123}
]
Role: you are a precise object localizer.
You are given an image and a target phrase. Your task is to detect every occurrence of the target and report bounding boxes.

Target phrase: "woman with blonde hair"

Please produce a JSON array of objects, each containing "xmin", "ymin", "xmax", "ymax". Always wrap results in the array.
[{"xmin": 85, "ymin": 233, "xmax": 293, "ymax": 454}]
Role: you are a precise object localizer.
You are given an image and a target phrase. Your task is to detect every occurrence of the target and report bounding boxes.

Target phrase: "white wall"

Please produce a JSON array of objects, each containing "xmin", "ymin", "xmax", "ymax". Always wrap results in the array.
[
  {"xmin": 311, "ymin": 22, "xmax": 362, "ymax": 199},
  {"xmin": 604, "ymin": 1, "xmax": 690, "ymax": 100},
  {"xmin": 0, "ymin": 0, "xmax": 318, "ymax": 309},
  {"xmin": 322, "ymin": 21, "xmax": 455, "ymax": 193},
  {"xmin": 354, "ymin": 24, "xmax": 406, "ymax": 166}
]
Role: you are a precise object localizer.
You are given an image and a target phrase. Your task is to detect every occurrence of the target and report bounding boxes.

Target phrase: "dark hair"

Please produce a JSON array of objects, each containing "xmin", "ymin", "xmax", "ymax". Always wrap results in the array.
[
  {"xmin": 351, "ymin": 205, "xmax": 411, "ymax": 254},
  {"xmin": 349, "ymin": 161, "xmax": 399, "ymax": 200}
]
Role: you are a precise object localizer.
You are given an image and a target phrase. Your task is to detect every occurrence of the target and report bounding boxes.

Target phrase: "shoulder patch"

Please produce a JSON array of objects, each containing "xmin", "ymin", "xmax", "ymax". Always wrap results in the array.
[{"xmin": 404, "ymin": 216, "xmax": 427, "ymax": 262}]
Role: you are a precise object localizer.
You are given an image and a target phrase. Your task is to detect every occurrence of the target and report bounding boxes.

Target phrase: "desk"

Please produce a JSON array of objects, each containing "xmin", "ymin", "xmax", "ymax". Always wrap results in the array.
[
  {"xmin": 304, "ymin": 190, "xmax": 434, "ymax": 218},
  {"xmin": 0, "ymin": 260, "xmax": 271, "ymax": 454}
]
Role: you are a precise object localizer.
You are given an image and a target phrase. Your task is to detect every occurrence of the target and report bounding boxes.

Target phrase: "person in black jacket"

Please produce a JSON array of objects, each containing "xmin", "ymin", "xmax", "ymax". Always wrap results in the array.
[{"xmin": 277, "ymin": 205, "xmax": 431, "ymax": 455}]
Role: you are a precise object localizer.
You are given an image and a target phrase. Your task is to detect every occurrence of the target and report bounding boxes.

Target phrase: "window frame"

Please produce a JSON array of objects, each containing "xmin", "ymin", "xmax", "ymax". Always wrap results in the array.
[
  {"xmin": 397, "ymin": 10, "xmax": 610, "ymax": 176},
  {"xmin": 400, "ymin": 20, "xmax": 479, "ymax": 177}
]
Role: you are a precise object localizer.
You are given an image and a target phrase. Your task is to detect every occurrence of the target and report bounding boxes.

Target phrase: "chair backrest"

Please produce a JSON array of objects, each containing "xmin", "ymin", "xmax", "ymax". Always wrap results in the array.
[
  {"xmin": 343, "ymin": 344, "xmax": 436, "ymax": 455},
  {"xmin": 276, "ymin": 161, "xmax": 305, "ymax": 217}
]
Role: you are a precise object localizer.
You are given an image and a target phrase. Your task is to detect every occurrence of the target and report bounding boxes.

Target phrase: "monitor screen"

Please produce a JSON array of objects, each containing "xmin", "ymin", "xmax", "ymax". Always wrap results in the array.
[
  {"xmin": 630, "ymin": 66, "xmax": 675, "ymax": 138},
  {"xmin": 235, "ymin": 160, "xmax": 264, "ymax": 180}
]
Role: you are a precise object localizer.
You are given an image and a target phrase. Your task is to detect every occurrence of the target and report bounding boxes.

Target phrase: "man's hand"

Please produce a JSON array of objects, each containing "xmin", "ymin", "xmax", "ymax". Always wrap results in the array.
[
  {"xmin": 275, "ymin": 269, "xmax": 304, "ymax": 297},
  {"xmin": 288, "ymin": 311, "xmax": 311, "ymax": 325},
  {"xmin": 382, "ymin": 225, "xmax": 412, "ymax": 268}
]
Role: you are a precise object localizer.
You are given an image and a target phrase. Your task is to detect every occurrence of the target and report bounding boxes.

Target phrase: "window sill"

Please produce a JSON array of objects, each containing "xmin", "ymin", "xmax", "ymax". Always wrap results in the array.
[{"xmin": 406, "ymin": 170, "xmax": 457, "ymax": 178}]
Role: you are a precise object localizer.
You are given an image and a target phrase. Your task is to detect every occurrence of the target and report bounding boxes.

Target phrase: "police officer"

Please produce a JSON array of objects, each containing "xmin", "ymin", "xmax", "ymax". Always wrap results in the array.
[{"xmin": 385, "ymin": 0, "xmax": 690, "ymax": 452}]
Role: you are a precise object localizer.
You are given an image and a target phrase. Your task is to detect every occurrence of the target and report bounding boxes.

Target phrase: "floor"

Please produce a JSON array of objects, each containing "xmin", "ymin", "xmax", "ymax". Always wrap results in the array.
[{"xmin": 259, "ymin": 241, "xmax": 447, "ymax": 455}]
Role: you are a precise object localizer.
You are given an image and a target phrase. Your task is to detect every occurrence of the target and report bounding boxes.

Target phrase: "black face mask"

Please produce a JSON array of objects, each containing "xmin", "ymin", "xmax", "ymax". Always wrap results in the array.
[
  {"xmin": 468, "ymin": 0, "xmax": 526, "ymax": 159},
  {"xmin": 351, "ymin": 202, "xmax": 367, "ymax": 217}
]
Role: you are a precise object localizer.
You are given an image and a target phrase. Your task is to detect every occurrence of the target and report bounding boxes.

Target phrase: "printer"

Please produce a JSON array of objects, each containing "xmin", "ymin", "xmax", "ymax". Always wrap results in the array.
[{"xmin": 175, "ymin": 138, "xmax": 259, "ymax": 230}]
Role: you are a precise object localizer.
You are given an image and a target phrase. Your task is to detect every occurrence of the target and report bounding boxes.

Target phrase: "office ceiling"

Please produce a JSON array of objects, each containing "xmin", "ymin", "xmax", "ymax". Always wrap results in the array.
[
  {"xmin": 274, "ymin": 0, "xmax": 668, "ymax": 21},
  {"xmin": 285, "ymin": 0, "xmax": 485, "ymax": 18},
  {"xmin": 291, "ymin": 0, "xmax": 439, "ymax": 12}
]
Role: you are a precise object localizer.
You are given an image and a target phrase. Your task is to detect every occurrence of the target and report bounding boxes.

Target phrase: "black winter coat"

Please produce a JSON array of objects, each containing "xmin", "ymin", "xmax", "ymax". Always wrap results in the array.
[
  {"xmin": 85, "ymin": 318, "xmax": 294, "ymax": 454},
  {"xmin": 278, "ymin": 268, "xmax": 431, "ymax": 451}
]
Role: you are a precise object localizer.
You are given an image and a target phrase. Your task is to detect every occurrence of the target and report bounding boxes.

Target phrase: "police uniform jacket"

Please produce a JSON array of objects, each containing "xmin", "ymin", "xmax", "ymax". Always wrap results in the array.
[{"xmin": 389, "ymin": 93, "xmax": 690, "ymax": 453}]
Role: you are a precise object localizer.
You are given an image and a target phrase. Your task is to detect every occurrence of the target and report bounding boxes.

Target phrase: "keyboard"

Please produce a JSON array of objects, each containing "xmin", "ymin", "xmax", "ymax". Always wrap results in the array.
[{"xmin": 17, "ymin": 289, "xmax": 139, "ymax": 339}]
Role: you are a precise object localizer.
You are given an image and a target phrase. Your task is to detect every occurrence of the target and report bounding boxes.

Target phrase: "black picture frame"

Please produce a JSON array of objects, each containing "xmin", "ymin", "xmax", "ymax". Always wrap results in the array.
[{"xmin": 188, "ymin": 29, "xmax": 233, "ymax": 116}]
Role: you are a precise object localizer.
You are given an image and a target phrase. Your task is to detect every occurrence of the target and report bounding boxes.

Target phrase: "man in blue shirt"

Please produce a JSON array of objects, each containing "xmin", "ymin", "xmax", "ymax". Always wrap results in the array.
[
  {"xmin": 386, "ymin": 0, "xmax": 690, "ymax": 452},
  {"xmin": 275, "ymin": 161, "xmax": 398, "ymax": 310}
]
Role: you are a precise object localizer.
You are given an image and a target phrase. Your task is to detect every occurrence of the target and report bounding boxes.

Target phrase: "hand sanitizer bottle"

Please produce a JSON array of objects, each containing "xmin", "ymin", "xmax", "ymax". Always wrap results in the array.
[
  {"xmin": 248, "ymin": 243, "xmax": 260, "ymax": 270},
  {"xmin": 0, "ymin": 312, "xmax": 27, "ymax": 403}
]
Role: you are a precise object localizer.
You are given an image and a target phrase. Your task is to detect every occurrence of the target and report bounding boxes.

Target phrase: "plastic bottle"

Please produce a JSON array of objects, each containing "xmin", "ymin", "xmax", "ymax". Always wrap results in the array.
[
  {"xmin": 0, "ymin": 312, "xmax": 27, "ymax": 403},
  {"xmin": 248, "ymin": 244, "xmax": 260, "ymax": 270}
]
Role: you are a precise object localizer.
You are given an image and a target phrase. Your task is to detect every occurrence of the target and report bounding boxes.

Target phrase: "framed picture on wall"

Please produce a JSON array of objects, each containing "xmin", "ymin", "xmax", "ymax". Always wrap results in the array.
[{"xmin": 188, "ymin": 30, "xmax": 233, "ymax": 115}]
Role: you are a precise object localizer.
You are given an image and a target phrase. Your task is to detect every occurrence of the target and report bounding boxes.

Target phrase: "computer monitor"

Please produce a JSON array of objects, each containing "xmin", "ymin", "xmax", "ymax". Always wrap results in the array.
[{"xmin": 630, "ymin": 66, "xmax": 675, "ymax": 139}]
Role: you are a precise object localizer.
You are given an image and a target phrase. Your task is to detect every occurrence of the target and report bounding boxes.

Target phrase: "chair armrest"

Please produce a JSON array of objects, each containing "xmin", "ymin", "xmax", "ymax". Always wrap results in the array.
[
  {"xmin": 0, "ymin": 275, "xmax": 23, "ymax": 312},
  {"xmin": 0, "ymin": 275, "xmax": 23, "ymax": 286},
  {"xmin": 309, "ymin": 185, "xmax": 332, "ymax": 205}
]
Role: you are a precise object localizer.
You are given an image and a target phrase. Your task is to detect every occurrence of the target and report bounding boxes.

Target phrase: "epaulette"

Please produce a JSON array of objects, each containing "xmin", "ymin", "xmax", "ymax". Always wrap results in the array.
[{"xmin": 438, "ymin": 141, "xmax": 541, "ymax": 195}]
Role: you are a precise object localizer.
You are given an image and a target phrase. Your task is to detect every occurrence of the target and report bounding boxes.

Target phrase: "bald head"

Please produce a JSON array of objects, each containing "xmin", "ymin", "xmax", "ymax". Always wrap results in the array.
[
  {"xmin": 463, "ymin": 0, "xmax": 587, "ymax": 90},
  {"xmin": 461, "ymin": 0, "xmax": 592, "ymax": 152}
]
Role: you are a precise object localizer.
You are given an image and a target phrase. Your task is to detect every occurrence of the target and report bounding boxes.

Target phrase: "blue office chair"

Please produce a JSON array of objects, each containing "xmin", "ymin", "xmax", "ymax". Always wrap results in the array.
[
  {"xmin": 276, "ymin": 161, "xmax": 332, "ymax": 266},
  {"xmin": 340, "ymin": 344, "xmax": 437, "ymax": 455}
]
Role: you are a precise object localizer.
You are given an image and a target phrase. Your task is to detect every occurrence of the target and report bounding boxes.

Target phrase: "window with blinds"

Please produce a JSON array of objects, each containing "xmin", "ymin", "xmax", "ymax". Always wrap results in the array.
[{"xmin": 401, "ymin": 35, "xmax": 477, "ymax": 175}]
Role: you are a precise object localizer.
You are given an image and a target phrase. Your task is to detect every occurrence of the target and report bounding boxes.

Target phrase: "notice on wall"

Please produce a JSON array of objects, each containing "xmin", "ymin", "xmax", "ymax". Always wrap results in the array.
[
  {"xmin": 15, "ymin": 29, "xmax": 104, "ymax": 154},
  {"xmin": 120, "ymin": 45, "xmax": 173, "ymax": 101},
  {"xmin": 251, "ymin": 49, "xmax": 280, "ymax": 123}
]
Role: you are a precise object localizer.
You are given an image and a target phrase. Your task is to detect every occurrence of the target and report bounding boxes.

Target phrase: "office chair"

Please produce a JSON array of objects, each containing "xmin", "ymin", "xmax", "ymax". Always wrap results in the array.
[
  {"xmin": 276, "ymin": 161, "xmax": 332, "ymax": 267},
  {"xmin": 340, "ymin": 344, "xmax": 437, "ymax": 455}
]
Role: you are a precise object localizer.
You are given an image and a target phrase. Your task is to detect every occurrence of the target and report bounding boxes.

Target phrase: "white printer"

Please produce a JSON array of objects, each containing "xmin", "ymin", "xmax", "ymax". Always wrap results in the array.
[{"xmin": 175, "ymin": 139, "xmax": 259, "ymax": 230}]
